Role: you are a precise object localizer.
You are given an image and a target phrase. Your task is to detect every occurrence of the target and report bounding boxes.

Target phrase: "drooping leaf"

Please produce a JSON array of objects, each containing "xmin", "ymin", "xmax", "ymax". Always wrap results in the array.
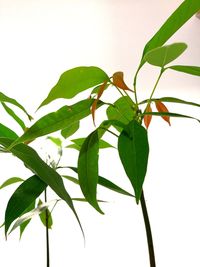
[
  {"xmin": 155, "ymin": 101, "xmax": 171, "ymax": 125},
  {"xmin": 139, "ymin": 97, "xmax": 200, "ymax": 108},
  {"xmin": 118, "ymin": 120, "xmax": 149, "ymax": 203},
  {"xmin": 168, "ymin": 65, "xmax": 200, "ymax": 76},
  {"xmin": 142, "ymin": 0, "xmax": 200, "ymax": 60},
  {"xmin": 68, "ymin": 137, "xmax": 114, "ymax": 151},
  {"xmin": 39, "ymin": 66, "xmax": 109, "ymax": 108},
  {"xmin": 10, "ymin": 99, "xmax": 103, "ymax": 148},
  {"xmin": 64, "ymin": 168, "xmax": 134, "ymax": 197},
  {"xmin": 144, "ymin": 104, "xmax": 152, "ymax": 129},
  {"xmin": 112, "ymin": 72, "xmax": 133, "ymax": 92},
  {"xmin": 0, "ymin": 177, "xmax": 24, "ymax": 189},
  {"xmin": 0, "ymin": 123, "xmax": 18, "ymax": 140},
  {"xmin": 10, "ymin": 200, "xmax": 57, "ymax": 234},
  {"xmin": 0, "ymin": 91, "xmax": 32, "ymax": 120},
  {"xmin": 4, "ymin": 175, "xmax": 46, "ymax": 235},
  {"xmin": 0, "ymin": 138, "xmax": 83, "ymax": 236},
  {"xmin": 61, "ymin": 121, "xmax": 80, "ymax": 139},
  {"xmin": 47, "ymin": 136, "xmax": 62, "ymax": 147},
  {"xmin": 38, "ymin": 199, "xmax": 53, "ymax": 229},
  {"xmin": 106, "ymin": 97, "xmax": 135, "ymax": 132},
  {"xmin": 1, "ymin": 102, "xmax": 26, "ymax": 130},
  {"xmin": 20, "ymin": 201, "xmax": 35, "ymax": 239},
  {"xmin": 78, "ymin": 131, "xmax": 103, "ymax": 214},
  {"xmin": 144, "ymin": 43, "xmax": 187, "ymax": 68}
]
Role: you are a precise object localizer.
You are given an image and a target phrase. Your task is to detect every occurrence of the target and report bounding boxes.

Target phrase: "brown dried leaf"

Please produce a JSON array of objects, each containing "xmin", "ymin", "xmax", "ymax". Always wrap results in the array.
[
  {"xmin": 155, "ymin": 101, "xmax": 171, "ymax": 125},
  {"xmin": 112, "ymin": 72, "xmax": 133, "ymax": 92},
  {"xmin": 144, "ymin": 104, "xmax": 152, "ymax": 129}
]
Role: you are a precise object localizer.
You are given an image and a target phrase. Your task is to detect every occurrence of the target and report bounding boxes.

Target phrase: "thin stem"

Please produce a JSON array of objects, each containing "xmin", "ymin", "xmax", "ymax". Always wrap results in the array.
[
  {"xmin": 133, "ymin": 65, "xmax": 142, "ymax": 105},
  {"xmin": 99, "ymin": 127, "xmax": 119, "ymax": 138},
  {"xmin": 140, "ymin": 190, "xmax": 156, "ymax": 267},
  {"xmin": 44, "ymin": 189, "xmax": 50, "ymax": 267},
  {"xmin": 148, "ymin": 69, "xmax": 164, "ymax": 102}
]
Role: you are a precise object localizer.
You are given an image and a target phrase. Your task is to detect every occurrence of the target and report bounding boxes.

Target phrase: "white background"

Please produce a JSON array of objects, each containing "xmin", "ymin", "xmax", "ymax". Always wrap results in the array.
[{"xmin": 0, "ymin": 0, "xmax": 200, "ymax": 266}]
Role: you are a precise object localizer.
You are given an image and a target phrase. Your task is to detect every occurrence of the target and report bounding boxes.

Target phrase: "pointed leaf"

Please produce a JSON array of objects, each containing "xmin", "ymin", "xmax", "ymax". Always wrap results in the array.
[
  {"xmin": 78, "ymin": 131, "xmax": 103, "ymax": 214},
  {"xmin": 118, "ymin": 120, "xmax": 149, "ymax": 203},
  {"xmin": 144, "ymin": 104, "xmax": 152, "ymax": 129},
  {"xmin": 112, "ymin": 72, "xmax": 132, "ymax": 91},
  {"xmin": 39, "ymin": 66, "xmax": 109, "ymax": 108},
  {"xmin": 38, "ymin": 199, "xmax": 53, "ymax": 229},
  {"xmin": 142, "ymin": 0, "xmax": 200, "ymax": 59},
  {"xmin": 144, "ymin": 43, "xmax": 187, "ymax": 68},
  {"xmin": 20, "ymin": 201, "xmax": 35, "ymax": 239},
  {"xmin": 0, "ymin": 177, "xmax": 24, "ymax": 189},
  {"xmin": 70, "ymin": 137, "xmax": 114, "ymax": 151},
  {"xmin": 155, "ymin": 101, "xmax": 171, "ymax": 125},
  {"xmin": 0, "ymin": 123, "xmax": 18, "ymax": 140},
  {"xmin": 168, "ymin": 65, "xmax": 200, "ymax": 76},
  {"xmin": 47, "ymin": 136, "xmax": 62, "ymax": 147},
  {"xmin": 61, "ymin": 121, "xmax": 79, "ymax": 139}
]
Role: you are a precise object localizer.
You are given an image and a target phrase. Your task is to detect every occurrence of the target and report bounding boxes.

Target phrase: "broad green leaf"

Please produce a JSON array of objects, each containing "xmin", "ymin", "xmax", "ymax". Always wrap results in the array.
[
  {"xmin": 142, "ymin": 0, "xmax": 200, "ymax": 59},
  {"xmin": 0, "ymin": 123, "xmax": 18, "ymax": 140},
  {"xmin": 20, "ymin": 201, "xmax": 35, "ymax": 239},
  {"xmin": 61, "ymin": 121, "xmax": 79, "ymax": 139},
  {"xmin": 47, "ymin": 136, "xmax": 62, "ymax": 147},
  {"xmin": 168, "ymin": 65, "xmax": 200, "ymax": 76},
  {"xmin": 64, "ymin": 169, "xmax": 134, "ymax": 197},
  {"xmin": 78, "ymin": 131, "xmax": 103, "ymax": 214},
  {"xmin": 139, "ymin": 97, "xmax": 200, "ymax": 108},
  {"xmin": 118, "ymin": 120, "xmax": 149, "ymax": 203},
  {"xmin": 10, "ymin": 99, "xmax": 103, "ymax": 148},
  {"xmin": 144, "ymin": 43, "xmax": 187, "ymax": 68},
  {"xmin": 5, "ymin": 175, "xmax": 46, "ymax": 235},
  {"xmin": 1, "ymin": 102, "xmax": 26, "ymax": 130},
  {"xmin": 106, "ymin": 97, "xmax": 135, "ymax": 131},
  {"xmin": 0, "ymin": 138, "xmax": 84, "ymax": 237},
  {"xmin": 38, "ymin": 199, "xmax": 53, "ymax": 229},
  {"xmin": 69, "ymin": 137, "xmax": 114, "ymax": 151},
  {"xmin": 142, "ymin": 111, "xmax": 200, "ymax": 123},
  {"xmin": 10, "ymin": 200, "xmax": 57, "ymax": 234},
  {"xmin": 0, "ymin": 177, "xmax": 24, "ymax": 189},
  {"xmin": 39, "ymin": 66, "xmax": 109, "ymax": 108}
]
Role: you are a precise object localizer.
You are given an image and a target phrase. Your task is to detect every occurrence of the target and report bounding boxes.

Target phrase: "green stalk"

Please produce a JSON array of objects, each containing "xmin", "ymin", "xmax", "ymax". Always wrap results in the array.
[
  {"xmin": 140, "ymin": 190, "xmax": 156, "ymax": 267},
  {"xmin": 44, "ymin": 189, "xmax": 50, "ymax": 267}
]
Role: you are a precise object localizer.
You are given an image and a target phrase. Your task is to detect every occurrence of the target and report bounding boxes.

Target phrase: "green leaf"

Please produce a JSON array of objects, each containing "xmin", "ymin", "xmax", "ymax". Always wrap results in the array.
[
  {"xmin": 69, "ymin": 137, "xmax": 114, "ymax": 151},
  {"xmin": 5, "ymin": 175, "xmax": 46, "ymax": 235},
  {"xmin": 139, "ymin": 97, "xmax": 200, "ymax": 108},
  {"xmin": 0, "ymin": 123, "xmax": 18, "ymax": 140},
  {"xmin": 64, "ymin": 169, "xmax": 134, "ymax": 197},
  {"xmin": 90, "ymin": 83, "xmax": 110, "ymax": 95},
  {"xmin": 72, "ymin": 198, "xmax": 107, "ymax": 203},
  {"xmin": 78, "ymin": 131, "xmax": 103, "ymax": 214},
  {"xmin": 10, "ymin": 200, "xmax": 57, "ymax": 234},
  {"xmin": 0, "ymin": 138, "xmax": 84, "ymax": 237},
  {"xmin": 168, "ymin": 65, "xmax": 200, "ymax": 76},
  {"xmin": 47, "ymin": 136, "xmax": 62, "ymax": 147},
  {"xmin": 106, "ymin": 97, "xmax": 135, "ymax": 131},
  {"xmin": 61, "ymin": 121, "xmax": 79, "ymax": 139},
  {"xmin": 142, "ymin": 111, "xmax": 200, "ymax": 123},
  {"xmin": 66, "ymin": 144, "xmax": 80, "ymax": 151},
  {"xmin": 1, "ymin": 102, "xmax": 26, "ymax": 130},
  {"xmin": 142, "ymin": 0, "xmax": 200, "ymax": 59},
  {"xmin": 39, "ymin": 66, "xmax": 109, "ymax": 108},
  {"xmin": 0, "ymin": 177, "xmax": 24, "ymax": 189},
  {"xmin": 10, "ymin": 99, "xmax": 103, "ymax": 148},
  {"xmin": 38, "ymin": 199, "xmax": 53, "ymax": 229},
  {"xmin": 118, "ymin": 120, "xmax": 149, "ymax": 203},
  {"xmin": 144, "ymin": 43, "xmax": 187, "ymax": 68},
  {"xmin": 20, "ymin": 201, "xmax": 35, "ymax": 239}
]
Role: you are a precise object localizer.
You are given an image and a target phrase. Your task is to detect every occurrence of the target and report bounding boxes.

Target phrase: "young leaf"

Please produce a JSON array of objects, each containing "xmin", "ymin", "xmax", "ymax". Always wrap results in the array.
[
  {"xmin": 38, "ymin": 66, "xmax": 109, "ymax": 108},
  {"xmin": 168, "ymin": 65, "xmax": 200, "ymax": 76},
  {"xmin": 112, "ymin": 72, "xmax": 133, "ymax": 92},
  {"xmin": 78, "ymin": 130, "xmax": 103, "ymax": 214},
  {"xmin": 0, "ymin": 123, "xmax": 18, "ymax": 140},
  {"xmin": 118, "ymin": 120, "xmax": 149, "ymax": 203},
  {"xmin": 20, "ymin": 201, "xmax": 35, "ymax": 239},
  {"xmin": 61, "ymin": 121, "xmax": 80, "ymax": 139},
  {"xmin": 47, "ymin": 136, "xmax": 62, "ymax": 147},
  {"xmin": 1, "ymin": 102, "xmax": 26, "ymax": 130},
  {"xmin": 10, "ymin": 99, "xmax": 103, "ymax": 148},
  {"xmin": 4, "ymin": 175, "xmax": 46, "ymax": 235},
  {"xmin": 144, "ymin": 104, "xmax": 152, "ymax": 129},
  {"xmin": 69, "ymin": 137, "xmax": 114, "ymax": 151},
  {"xmin": 0, "ymin": 138, "xmax": 84, "ymax": 237},
  {"xmin": 144, "ymin": 43, "xmax": 187, "ymax": 68},
  {"xmin": 0, "ymin": 91, "xmax": 32, "ymax": 120},
  {"xmin": 0, "ymin": 177, "xmax": 24, "ymax": 190},
  {"xmin": 155, "ymin": 101, "xmax": 171, "ymax": 125},
  {"xmin": 142, "ymin": 0, "xmax": 200, "ymax": 59},
  {"xmin": 38, "ymin": 199, "xmax": 53, "ymax": 229}
]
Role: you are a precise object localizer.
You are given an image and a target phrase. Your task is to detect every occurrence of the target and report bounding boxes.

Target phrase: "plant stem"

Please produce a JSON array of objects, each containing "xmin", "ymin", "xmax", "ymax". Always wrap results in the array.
[
  {"xmin": 44, "ymin": 189, "xmax": 50, "ymax": 267},
  {"xmin": 140, "ymin": 190, "xmax": 156, "ymax": 267}
]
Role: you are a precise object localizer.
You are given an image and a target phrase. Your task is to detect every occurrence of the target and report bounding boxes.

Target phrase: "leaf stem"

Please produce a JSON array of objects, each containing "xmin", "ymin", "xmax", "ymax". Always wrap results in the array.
[
  {"xmin": 148, "ymin": 69, "xmax": 164, "ymax": 103},
  {"xmin": 140, "ymin": 190, "xmax": 156, "ymax": 267},
  {"xmin": 44, "ymin": 189, "xmax": 50, "ymax": 267}
]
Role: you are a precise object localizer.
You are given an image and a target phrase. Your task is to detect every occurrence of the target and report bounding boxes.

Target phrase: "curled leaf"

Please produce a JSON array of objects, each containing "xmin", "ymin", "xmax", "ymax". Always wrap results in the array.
[
  {"xmin": 144, "ymin": 104, "xmax": 152, "ymax": 129},
  {"xmin": 112, "ymin": 72, "xmax": 133, "ymax": 92},
  {"xmin": 155, "ymin": 101, "xmax": 171, "ymax": 125}
]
